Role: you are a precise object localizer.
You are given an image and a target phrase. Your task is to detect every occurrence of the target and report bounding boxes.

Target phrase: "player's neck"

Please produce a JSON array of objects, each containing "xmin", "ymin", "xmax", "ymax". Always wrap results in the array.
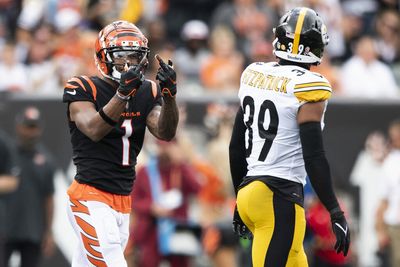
[{"xmin": 278, "ymin": 59, "xmax": 311, "ymax": 70}]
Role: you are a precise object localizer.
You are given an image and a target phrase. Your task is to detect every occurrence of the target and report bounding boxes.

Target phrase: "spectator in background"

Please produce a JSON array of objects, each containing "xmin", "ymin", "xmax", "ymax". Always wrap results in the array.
[
  {"xmin": 144, "ymin": 18, "xmax": 169, "ymax": 59},
  {"xmin": 307, "ymin": 198, "xmax": 352, "ymax": 267},
  {"xmin": 0, "ymin": 131, "xmax": 19, "ymax": 267},
  {"xmin": 174, "ymin": 20, "xmax": 210, "ymax": 90},
  {"xmin": 202, "ymin": 103, "xmax": 241, "ymax": 267},
  {"xmin": 25, "ymin": 22, "xmax": 59, "ymax": 95},
  {"xmin": 339, "ymin": 36, "xmax": 399, "ymax": 98},
  {"xmin": 205, "ymin": 103, "xmax": 236, "ymax": 200},
  {"xmin": 0, "ymin": 41, "xmax": 28, "ymax": 92},
  {"xmin": 311, "ymin": 54, "xmax": 342, "ymax": 96},
  {"xmin": 373, "ymin": 9, "xmax": 400, "ymax": 64},
  {"xmin": 332, "ymin": 10, "xmax": 364, "ymax": 64},
  {"xmin": 53, "ymin": 7, "xmax": 83, "ymax": 87},
  {"xmin": 75, "ymin": 30, "xmax": 99, "ymax": 78},
  {"xmin": 350, "ymin": 132, "xmax": 388, "ymax": 267},
  {"xmin": 210, "ymin": 0, "xmax": 274, "ymax": 58},
  {"xmin": 84, "ymin": 0, "xmax": 131, "ymax": 31},
  {"xmin": 130, "ymin": 139, "xmax": 201, "ymax": 267},
  {"xmin": 4, "ymin": 106, "xmax": 56, "ymax": 267},
  {"xmin": 200, "ymin": 25, "xmax": 244, "ymax": 92},
  {"xmin": 162, "ymin": 0, "xmax": 223, "ymax": 44},
  {"xmin": 376, "ymin": 119, "xmax": 400, "ymax": 267}
]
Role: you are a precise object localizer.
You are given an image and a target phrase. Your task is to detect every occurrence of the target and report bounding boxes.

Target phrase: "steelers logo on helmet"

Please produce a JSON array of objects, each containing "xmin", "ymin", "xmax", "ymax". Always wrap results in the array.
[
  {"xmin": 95, "ymin": 20, "xmax": 150, "ymax": 82},
  {"xmin": 272, "ymin": 7, "xmax": 329, "ymax": 65}
]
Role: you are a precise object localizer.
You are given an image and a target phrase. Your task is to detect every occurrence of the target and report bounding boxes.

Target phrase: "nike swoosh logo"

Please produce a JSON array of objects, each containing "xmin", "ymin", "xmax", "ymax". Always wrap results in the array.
[
  {"xmin": 335, "ymin": 223, "xmax": 348, "ymax": 235},
  {"xmin": 66, "ymin": 89, "xmax": 76, "ymax": 95},
  {"xmin": 126, "ymin": 77, "xmax": 137, "ymax": 84}
]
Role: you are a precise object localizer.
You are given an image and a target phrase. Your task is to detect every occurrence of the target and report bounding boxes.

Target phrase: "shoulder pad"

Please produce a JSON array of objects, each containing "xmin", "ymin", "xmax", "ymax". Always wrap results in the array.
[{"xmin": 293, "ymin": 73, "xmax": 332, "ymax": 102}]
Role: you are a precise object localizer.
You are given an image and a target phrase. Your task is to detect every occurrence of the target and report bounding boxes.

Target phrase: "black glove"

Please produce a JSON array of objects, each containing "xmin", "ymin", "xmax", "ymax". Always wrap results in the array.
[
  {"xmin": 232, "ymin": 205, "xmax": 253, "ymax": 240},
  {"xmin": 117, "ymin": 60, "xmax": 146, "ymax": 99},
  {"xmin": 330, "ymin": 209, "xmax": 350, "ymax": 256},
  {"xmin": 155, "ymin": 54, "xmax": 177, "ymax": 98}
]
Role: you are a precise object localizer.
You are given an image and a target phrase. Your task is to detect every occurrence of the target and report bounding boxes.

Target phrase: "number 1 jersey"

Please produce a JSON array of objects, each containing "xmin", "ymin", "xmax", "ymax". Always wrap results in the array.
[
  {"xmin": 63, "ymin": 76, "xmax": 162, "ymax": 195},
  {"xmin": 238, "ymin": 62, "xmax": 332, "ymax": 185}
]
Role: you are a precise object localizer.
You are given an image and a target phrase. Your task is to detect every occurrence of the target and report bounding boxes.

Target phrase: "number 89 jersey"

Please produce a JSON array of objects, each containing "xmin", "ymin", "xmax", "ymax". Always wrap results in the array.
[{"xmin": 238, "ymin": 62, "xmax": 332, "ymax": 185}]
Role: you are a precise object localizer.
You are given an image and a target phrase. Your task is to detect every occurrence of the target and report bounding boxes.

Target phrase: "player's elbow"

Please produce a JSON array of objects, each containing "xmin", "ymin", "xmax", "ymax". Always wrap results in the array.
[
  {"xmin": 158, "ymin": 132, "xmax": 176, "ymax": 142},
  {"xmin": 85, "ymin": 129, "xmax": 106, "ymax": 142},
  {"xmin": 158, "ymin": 128, "xmax": 177, "ymax": 141},
  {"xmin": 89, "ymin": 135, "xmax": 102, "ymax": 142}
]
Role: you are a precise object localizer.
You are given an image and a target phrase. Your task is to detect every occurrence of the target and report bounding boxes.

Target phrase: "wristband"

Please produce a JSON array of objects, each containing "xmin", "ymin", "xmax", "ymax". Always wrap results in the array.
[
  {"xmin": 116, "ymin": 91, "xmax": 131, "ymax": 101},
  {"xmin": 99, "ymin": 107, "xmax": 117, "ymax": 126}
]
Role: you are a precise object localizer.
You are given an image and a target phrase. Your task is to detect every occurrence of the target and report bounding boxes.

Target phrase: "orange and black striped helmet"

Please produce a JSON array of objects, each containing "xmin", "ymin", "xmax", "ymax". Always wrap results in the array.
[
  {"xmin": 95, "ymin": 20, "xmax": 150, "ymax": 81},
  {"xmin": 272, "ymin": 7, "xmax": 329, "ymax": 65}
]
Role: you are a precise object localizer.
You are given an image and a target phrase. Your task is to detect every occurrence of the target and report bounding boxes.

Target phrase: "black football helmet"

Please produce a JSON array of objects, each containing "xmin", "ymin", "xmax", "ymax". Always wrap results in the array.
[{"xmin": 273, "ymin": 7, "xmax": 329, "ymax": 65}]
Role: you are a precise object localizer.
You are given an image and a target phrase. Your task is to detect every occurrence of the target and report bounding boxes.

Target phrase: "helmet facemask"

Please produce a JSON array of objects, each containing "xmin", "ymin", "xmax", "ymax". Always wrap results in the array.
[{"xmin": 106, "ymin": 48, "xmax": 149, "ymax": 80}]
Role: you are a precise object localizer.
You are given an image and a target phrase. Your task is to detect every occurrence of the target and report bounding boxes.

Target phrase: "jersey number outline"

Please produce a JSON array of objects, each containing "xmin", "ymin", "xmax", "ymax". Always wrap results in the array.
[
  {"xmin": 121, "ymin": 119, "xmax": 133, "ymax": 166},
  {"xmin": 243, "ymin": 96, "xmax": 279, "ymax": 161}
]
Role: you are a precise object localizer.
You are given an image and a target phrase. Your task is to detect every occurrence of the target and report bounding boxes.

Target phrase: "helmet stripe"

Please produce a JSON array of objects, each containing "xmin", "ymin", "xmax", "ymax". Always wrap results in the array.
[{"xmin": 292, "ymin": 8, "xmax": 308, "ymax": 54}]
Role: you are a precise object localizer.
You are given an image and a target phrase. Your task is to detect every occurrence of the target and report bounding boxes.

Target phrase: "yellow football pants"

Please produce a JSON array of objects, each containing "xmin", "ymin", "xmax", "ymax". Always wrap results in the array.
[{"xmin": 237, "ymin": 181, "xmax": 308, "ymax": 267}]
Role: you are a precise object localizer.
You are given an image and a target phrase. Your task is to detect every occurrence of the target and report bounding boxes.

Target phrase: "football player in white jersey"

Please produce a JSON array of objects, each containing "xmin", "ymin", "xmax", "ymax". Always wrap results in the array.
[{"xmin": 229, "ymin": 7, "xmax": 350, "ymax": 266}]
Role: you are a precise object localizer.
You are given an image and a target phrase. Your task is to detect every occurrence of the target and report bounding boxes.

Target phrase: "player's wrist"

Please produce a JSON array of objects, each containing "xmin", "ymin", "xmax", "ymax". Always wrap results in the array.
[
  {"xmin": 161, "ymin": 87, "xmax": 177, "ymax": 99},
  {"xmin": 329, "ymin": 207, "xmax": 344, "ymax": 218},
  {"xmin": 99, "ymin": 107, "xmax": 118, "ymax": 126},
  {"xmin": 115, "ymin": 90, "xmax": 131, "ymax": 101}
]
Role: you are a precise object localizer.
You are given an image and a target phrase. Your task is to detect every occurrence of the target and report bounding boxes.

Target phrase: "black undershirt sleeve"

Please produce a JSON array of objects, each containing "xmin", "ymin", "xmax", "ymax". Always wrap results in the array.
[
  {"xmin": 299, "ymin": 121, "xmax": 340, "ymax": 213},
  {"xmin": 229, "ymin": 108, "xmax": 248, "ymax": 195}
]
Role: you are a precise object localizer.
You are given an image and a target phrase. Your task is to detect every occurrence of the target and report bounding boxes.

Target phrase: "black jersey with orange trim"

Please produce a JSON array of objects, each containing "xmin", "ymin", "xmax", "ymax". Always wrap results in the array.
[{"xmin": 63, "ymin": 76, "xmax": 162, "ymax": 195}]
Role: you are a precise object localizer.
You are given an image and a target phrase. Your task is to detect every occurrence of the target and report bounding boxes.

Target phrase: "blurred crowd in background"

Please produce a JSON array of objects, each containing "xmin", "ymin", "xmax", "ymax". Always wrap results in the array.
[
  {"xmin": 0, "ymin": 0, "xmax": 400, "ymax": 98},
  {"xmin": 1, "ymin": 0, "xmax": 400, "ymax": 267}
]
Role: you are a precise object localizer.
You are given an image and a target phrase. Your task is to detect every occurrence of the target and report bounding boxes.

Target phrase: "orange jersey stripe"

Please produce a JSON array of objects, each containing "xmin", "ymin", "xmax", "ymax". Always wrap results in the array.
[
  {"xmin": 82, "ymin": 76, "xmax": 98, "ymax": 101},
  {"xmin": 65, "ymin": 83, "xmax": 79, "ymax": 89},
  {"xmin": 67, "ymin": 77, "xmax": 87, "ymax": 92}
]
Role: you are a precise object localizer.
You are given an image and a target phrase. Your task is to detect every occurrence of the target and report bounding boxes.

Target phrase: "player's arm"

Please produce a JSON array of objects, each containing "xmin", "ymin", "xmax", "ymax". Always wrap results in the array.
[
  {"xmin": 298, "ymin": 101, "xmax": 340, "ymax": 210},
  {"xmin": 298, "ymin": 101, "xmax": 350, "ymax": 256},
  {"xmin": 146, "ymin": 55, "xmax": 179, "ymax": 141},
  {"xmin": 69, "ymin": 98, "xmax": 126, "ymax": 142},
  {"xmin": 229, "ymin": 107, "xmax": 252, "ymax": 239},
  {"xmin": 229, "ymin": 107, "xmax": 248, "ymax": 195},
  {"xmin": 70, "ymin": 61, "xmax": 146, "ymax": 142},
  {"xmin": 147, "ymin": 101, "xmax": 179, "ymax": 141}
]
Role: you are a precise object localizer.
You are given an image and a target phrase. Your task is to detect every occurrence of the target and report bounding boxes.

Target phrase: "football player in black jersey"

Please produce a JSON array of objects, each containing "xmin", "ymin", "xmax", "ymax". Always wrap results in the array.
[{"xmin": 63, "ymin": 20, "xmax": 179, "ymax": 267}]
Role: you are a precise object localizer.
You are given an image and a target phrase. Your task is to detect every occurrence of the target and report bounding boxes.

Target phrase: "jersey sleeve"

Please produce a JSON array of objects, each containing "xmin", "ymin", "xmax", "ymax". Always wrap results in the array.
[
  {"xmin": 62, "ymin": 76, "xmax": 97, "ymax": 104},
  {"xmin": 293, "ymin": 73, "xmax": 332, "ymax": 103}
]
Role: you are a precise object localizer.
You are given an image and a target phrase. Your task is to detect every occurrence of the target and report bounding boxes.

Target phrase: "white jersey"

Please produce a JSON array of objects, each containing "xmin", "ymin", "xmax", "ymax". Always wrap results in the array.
[{"xmin": 238, "ymin": 62, "xmax": 332, "ymax": 185}]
